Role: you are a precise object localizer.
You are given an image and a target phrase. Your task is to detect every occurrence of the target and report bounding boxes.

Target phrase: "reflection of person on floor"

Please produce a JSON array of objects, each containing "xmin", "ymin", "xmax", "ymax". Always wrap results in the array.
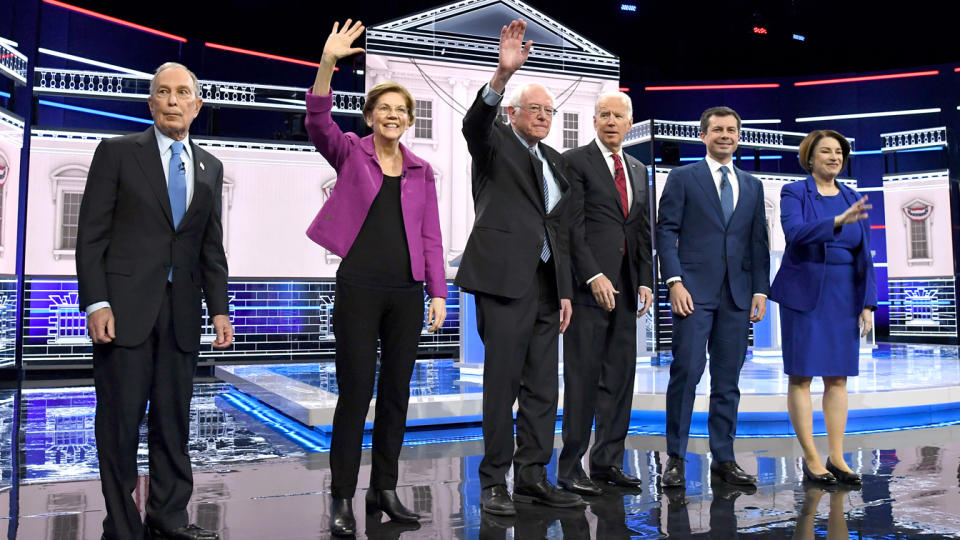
[
  {"xmin": 770, "ymin": 130, "xmax": 876, "ymax": 487},
  {"xmin": 77, "ymin": 61, "xmax": 232, "ymax": 540},
  {"xmin": 303, "ymin": 20, "xmax": 447, "ymax": 537},
  {"xmin": 479, "ymin": 505, "xmax": 586, "ymax": 540},
  {"xmin": 663, "ymin": 478, "xmax": 753, "ymax": 538},
  {"xmin": 656, "ymin": 106, "xmax": 770, "ymax": 489},
  {"xmin": 792, "ymin": 485, "xmax": 849, "ymax": 540}
]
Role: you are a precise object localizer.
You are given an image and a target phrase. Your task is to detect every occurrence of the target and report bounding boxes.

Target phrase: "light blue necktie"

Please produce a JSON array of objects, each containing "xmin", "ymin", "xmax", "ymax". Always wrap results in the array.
[
  {"xmin": 530, "ymin": 147, "xmax": 551, "ymax": 262},
  {"xmin": 719, "ymin": 165, "xmax": 734, "ymax": 224},
  {"xmin": 168, "ymin": 141, "xmax": 187, "ymax": 281}
]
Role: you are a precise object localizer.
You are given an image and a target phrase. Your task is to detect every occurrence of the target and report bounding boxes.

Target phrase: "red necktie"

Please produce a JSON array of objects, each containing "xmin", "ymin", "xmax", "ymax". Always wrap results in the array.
[{"xmin": 612, "ymin": 153, "xmax": 629, "ymax": 218}]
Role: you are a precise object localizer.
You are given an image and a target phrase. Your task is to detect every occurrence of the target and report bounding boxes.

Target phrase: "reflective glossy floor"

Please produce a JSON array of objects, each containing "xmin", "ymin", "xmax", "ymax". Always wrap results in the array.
[{"xmin": 1, "ymin": 383, "xmax": 960, "ymax": 538}]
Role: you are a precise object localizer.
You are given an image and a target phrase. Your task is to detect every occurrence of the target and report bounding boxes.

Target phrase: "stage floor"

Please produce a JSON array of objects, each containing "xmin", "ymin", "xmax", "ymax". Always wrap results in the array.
[
  {"xmin": 217, "ymin": 342, "xmax": 960, "ymax": 436},
  {"xmin": 4, "ymin": 381, "xmax": 960, "ymax": 539}
]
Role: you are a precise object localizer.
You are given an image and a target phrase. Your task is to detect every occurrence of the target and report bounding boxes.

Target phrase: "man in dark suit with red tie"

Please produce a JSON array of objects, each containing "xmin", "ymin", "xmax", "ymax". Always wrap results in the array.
[
  {"xmin": 77, "ymin": 62, "xmax": 233, "ymax": 540},
  {"xmin": 558, "ymin": 92, "xmax": 654, "ymax": 496}
]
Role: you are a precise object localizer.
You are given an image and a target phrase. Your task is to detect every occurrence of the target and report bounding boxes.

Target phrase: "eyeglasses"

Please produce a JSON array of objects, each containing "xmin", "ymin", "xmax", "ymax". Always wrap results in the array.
[
  {"xmin": 514, "ymin": 104, "xmax": 557, "ymax": 117},
  {"xmin": 375, "ymin": 104, "xmax": 409, "ymax": 116}
]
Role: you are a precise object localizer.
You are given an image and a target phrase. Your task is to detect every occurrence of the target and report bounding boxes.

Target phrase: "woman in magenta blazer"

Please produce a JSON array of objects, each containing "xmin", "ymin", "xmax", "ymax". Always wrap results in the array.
[
  {"xmin": 305, "ymin": 20, "xmax": 446, "ymax": 536},
  {"xmin": 770, "ymin": 130, "xmax": 876, "ymax": 487}
]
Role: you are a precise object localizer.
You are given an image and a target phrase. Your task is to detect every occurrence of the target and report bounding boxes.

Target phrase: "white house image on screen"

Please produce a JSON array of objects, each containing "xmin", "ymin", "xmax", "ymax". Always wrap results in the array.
[
  {"xmin": 364, "ymin": 0, "xmax": 620, "ymax": 266},
  {"xmin": 902, "ymin": 198, "xmax": 934, "ymax": 266}
]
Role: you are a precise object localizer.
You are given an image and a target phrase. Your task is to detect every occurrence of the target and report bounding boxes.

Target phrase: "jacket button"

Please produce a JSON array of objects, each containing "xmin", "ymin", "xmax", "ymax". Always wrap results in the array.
[{"xmin": 619, "ymin": 247, "xmax": 625, "ymax": 254}]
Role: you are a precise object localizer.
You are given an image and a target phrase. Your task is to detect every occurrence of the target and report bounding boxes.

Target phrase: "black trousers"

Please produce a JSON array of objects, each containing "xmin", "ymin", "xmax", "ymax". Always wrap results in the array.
[
  {"xmin": 475, "ymin": 260, "xmax": 560, "ymax": 489},
  {"xmin": 94, "ymin": 284, "xmax": 197, "ymax": 540},
  {"xmin": 559, "ymin": 258, "xmax": 638, "ymax": 480},
  {"xmin": 329, "ymin": 279, "xmax": 424, "ymax": 498}
]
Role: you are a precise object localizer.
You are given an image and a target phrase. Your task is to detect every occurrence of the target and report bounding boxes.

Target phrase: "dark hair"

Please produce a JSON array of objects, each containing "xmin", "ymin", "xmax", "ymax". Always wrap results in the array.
[
  {"xmin": 362, "ymin": 81, "xmax": 416, "ymax": 124},
  {"xmin": 798, "ymin": 130, "xmax": 850, "ymax": 173},
  {"xmin": 699, "ymin": 106, "xmax": 741, "ymax": 134}
]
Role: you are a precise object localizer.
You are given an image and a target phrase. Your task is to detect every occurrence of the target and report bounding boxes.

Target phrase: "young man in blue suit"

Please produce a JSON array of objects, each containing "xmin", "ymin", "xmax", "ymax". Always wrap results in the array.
[{"xmin": 655, "ymin": 106, "xmax": 770, "ymax": 487}]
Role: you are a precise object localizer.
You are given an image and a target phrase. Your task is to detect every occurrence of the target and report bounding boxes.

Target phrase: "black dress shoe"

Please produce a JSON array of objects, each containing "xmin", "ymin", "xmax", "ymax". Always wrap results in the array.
[
  {"xmin": 365, "ymin": 489, "xmax": 420, "ymax": 523},
  {"xmin": 481, "ymin": 485, "xmax": 517, "ymax": 516},
  {"xmin": 330, "ymin": 498, "xmax": 356, "ymax": 537},
  {"xmin": 825, "ymin": 458, "xmax": 862, "ymax": 485},
  {"xmin": 590, "ymin": 466, "xmax": 643, "ymax": 488},
  {"xmin": 513, "ymin": 473, "xmax": 585, "ymax": 508},
  {"xmin": 558, "ymin": 476, "xmax": 603, "ymax": 496},
  {"xmin": 801, "ymin": 461, "xmax": 837, "ymax": 484},
  {"xmin": 146, "ymin": 524, "xmax": 219, "ymax": 540},
  {"xmin": 661, "ymin": 456, "xmax": 685, "ymax": 488},
  {"xmin": 710, "ymin": 461, "xmax": 757, "ymax": 486}
]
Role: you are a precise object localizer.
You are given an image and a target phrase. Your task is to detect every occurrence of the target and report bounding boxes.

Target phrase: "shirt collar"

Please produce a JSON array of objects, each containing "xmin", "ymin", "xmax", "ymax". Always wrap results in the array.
[
  {"xmin": 154, "ymin": 126, "xmax": 192, "ymax": 160},
  {"xmin": 594, "ymin": 138, "xmax": 622, "ymax": 161},
  {"xmin": 511, "ymin": 127, "xmax": 540, "ymax": 156},
  {"xmin": 704, "ymin": 154, "xmax": 733, "ymax": 174}
]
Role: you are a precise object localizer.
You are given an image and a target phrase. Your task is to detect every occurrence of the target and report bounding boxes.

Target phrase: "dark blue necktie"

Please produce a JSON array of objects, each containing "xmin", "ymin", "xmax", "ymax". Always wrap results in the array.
[
  {"xmin": 719, "ymin": 165, "xmax": 734, "ymax": 224},
  {"xmin": 169, "ymin": 141, "xmax": 187, "ymax": 228}
]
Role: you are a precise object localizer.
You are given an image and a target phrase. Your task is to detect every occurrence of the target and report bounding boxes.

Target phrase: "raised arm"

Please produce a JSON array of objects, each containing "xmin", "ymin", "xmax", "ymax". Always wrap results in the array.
[
  {"xmin": 489, "ymin": 19, "xmax": 533, "ymax": 94},
  {"xmin": 312, "ymin": 19, "xmax": 365, "ymax": 97}
]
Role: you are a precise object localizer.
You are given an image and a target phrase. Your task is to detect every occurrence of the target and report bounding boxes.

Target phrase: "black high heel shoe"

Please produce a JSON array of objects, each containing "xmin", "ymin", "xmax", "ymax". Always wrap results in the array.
[
  {"xmin": 802, "ymin": 461, "xmax": 837, "ymax": 485},
  {"xmin": 330, "ymin": 498, "xmax": 356, "ymax": 537},
  {"xmin": 365, "ymin": 489, "xmax": 420, "ymax": 523},
  {"xmin": 826, "ymin": 458, "xmax": 862, "ymax": 485}
]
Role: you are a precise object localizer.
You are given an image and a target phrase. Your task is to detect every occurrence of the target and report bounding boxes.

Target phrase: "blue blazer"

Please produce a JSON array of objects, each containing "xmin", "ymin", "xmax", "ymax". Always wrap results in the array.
[
  {"xmin": 770, "ymin": 176, "xmax": 877, "ymax": 312},
  {"xmin": 656, "ymin": 160, "xmax": 771, "ymax": 310}
]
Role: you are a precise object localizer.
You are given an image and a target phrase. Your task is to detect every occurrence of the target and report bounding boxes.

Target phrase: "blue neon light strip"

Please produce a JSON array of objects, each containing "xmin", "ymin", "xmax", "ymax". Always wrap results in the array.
[
  {"xmin": 38, "ymin": 99, "xmax": 153, "ymax": 125},
  {"xmin": 220, "ymin": 391, "xmax": 328, "ymax": 452},
  {"xmin": 852, "ymin": 146, "xmax": 944, "ymax": 156},
  {"xmin": 654, "ymin": 155, "xmax": 783, "ymax": 163},
  {"xmin": 0, "ymin": 90, "xmax": 10, "ymax": 98}
]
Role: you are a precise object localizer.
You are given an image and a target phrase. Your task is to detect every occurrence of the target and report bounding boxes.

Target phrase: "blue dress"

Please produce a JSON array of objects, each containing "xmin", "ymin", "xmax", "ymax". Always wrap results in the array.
[{"xmin": 781, "ymin": 193, "xmax": 862, "ymax": 376}]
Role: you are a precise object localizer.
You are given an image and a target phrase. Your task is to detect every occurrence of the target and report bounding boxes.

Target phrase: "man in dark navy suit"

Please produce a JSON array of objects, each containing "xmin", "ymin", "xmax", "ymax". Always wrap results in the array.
[{"xmin": 655, "ymin": 106, "xmax": 770, "ymax": 488}]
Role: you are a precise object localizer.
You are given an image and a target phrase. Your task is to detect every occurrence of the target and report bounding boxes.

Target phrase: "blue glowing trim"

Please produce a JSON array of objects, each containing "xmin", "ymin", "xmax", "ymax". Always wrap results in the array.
[
  {"xmin": 620, "ymin": 3, "xmax": 637, "ymax": 11},
  {"xmin": 852, "ymin": 146, "xmax": 944, "ymax": 156},
  {"xmin": 221, "ymin": 391, "xmax": 327, "ymax": 452},
  {"xmin": 792, "ymin": 34, "xmax": 806, "ymax": 41},
  {"xmin": 38, "ymin": 99, "xmax": 153, "ymax": 125},
  {"xmin": 0, "ymin": 90, "xmax": 10, "ymax": 98},
  {"xmin": 655, "ymin": 155, "xmax": 783, "ymax": 163}
]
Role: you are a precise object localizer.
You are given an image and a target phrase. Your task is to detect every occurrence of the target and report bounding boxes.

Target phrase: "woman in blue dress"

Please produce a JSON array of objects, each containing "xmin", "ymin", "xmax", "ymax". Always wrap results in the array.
[{"xmin": 771, "ymin": 130, "xmax": 877, "ymax": 485}]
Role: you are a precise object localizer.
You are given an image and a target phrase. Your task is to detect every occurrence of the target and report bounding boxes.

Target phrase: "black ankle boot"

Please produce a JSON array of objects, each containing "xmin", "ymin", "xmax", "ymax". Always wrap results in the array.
[
  {"xmin": 330, "ymin": 498, "xmax": 356, "ymax": 536},
  {"xmin": 365, "ymin": 489, "xmax": 420, "ymax": 523}
]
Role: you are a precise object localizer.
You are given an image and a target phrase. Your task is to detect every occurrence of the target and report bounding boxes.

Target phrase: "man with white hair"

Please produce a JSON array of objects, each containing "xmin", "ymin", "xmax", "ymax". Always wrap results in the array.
[
  {"xmin": 456, "ymin": 19, "xmax": 581, "ymax": 515},
  {"xmin": 77, "ymin": 62, "xmax": 232, "ymax": 540},
  {"xmin": 558, "ymin": 91, "xmax": 653, "ymax": 496}
]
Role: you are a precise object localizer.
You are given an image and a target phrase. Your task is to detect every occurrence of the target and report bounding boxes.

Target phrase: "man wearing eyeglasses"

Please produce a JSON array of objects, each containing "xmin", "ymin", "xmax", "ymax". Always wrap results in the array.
[{"xmin": 456, "ymin": 19, "xmax": 581, "ymax": 516}]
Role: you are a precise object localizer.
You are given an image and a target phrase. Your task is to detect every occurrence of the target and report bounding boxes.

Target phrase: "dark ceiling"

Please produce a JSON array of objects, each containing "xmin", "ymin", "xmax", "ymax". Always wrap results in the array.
[{"xmin": 63, "ymin": 1, "xmax": 960, "ymax": 84}]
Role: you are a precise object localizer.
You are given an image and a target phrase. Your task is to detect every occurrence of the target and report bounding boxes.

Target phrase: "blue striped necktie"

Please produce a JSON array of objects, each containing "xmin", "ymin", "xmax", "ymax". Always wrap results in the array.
[
  {"xmin": 169, "ymin": 141, "xmax": 187, "ymax": 228},
  {"xmin": 719, "ymin": 165, "xmax": 734, "ymax": 224},
  {"xmin": 530, "ymin": 146, "xmax": 551, "ymax": 261}
]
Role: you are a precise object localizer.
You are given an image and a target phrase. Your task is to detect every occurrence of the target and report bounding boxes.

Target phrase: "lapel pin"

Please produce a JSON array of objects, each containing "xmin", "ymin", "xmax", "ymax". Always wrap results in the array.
[{"xmin": 200, "ymin": 161, "xmax": 205, "ymax": 171}]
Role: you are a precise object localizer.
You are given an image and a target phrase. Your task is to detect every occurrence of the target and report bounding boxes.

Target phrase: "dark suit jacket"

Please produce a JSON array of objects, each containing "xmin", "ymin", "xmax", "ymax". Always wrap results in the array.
[
  {"xmin": 655, "ymin": 159, "xmax": 770, "ymax": 310},
  {"xmin": 76, "ymin": 127, "xmax": 229, "ymax": 352},
  {"xmin": 770, "ymin": 176, "xmax": 877, "ymax": 312},
  {"xmin": 455, "ymin": 88, "xmax": 573, "ymax": 300},
  {"xmin": 565, "ymin": 140, "xmax": 653, "ymax": 307}
]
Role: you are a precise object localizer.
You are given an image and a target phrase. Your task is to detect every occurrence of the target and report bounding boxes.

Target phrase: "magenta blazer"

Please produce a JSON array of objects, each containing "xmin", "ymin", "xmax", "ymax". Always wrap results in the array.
[{"xmin": 304, "ymin": 89, "xmax": 446, "ymax": 298}]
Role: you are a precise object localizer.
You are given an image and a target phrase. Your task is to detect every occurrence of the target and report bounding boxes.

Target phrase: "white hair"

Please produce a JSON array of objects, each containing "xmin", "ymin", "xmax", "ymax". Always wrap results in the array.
[
  {"xmin": 507, "ymin": 82, "xmax": 556, "ymax": 108},
  {"xmin": 149, "ymin": 62, "xmax": 201, "ymax": 98},
  {"xmin": 595, "ymin": 91, "xmax": 632, "ymax": 118}
]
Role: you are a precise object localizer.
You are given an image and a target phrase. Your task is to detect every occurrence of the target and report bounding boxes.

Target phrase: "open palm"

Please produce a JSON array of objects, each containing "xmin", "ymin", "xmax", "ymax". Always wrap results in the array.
[
  {"xmin": 498, "ymin": 19, "xmax": 532, "ymax": 74},
  {"xmin": 323, "ymin": 19, "xmax": 366, "ymax": 61}
]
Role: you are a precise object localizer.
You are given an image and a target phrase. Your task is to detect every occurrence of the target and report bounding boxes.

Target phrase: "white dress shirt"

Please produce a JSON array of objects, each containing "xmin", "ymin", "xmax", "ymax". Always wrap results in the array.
[{"xmin": 704, "ymin": 154, "xmax": 738, "ymax": 209}]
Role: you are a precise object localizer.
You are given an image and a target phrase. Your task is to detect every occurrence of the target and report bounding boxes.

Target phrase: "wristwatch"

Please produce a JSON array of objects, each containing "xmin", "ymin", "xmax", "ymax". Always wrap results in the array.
[{"xmin": 667, "ymin": 280, "xmax": 682, "ymax": 289}]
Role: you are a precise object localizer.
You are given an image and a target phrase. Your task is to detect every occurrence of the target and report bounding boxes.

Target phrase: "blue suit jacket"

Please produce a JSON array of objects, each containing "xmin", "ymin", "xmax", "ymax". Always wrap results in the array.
[
  {"xmin": 656, "ymin": 160, "xmax": 771, "ymax": 310},
  {"xmin": 770, "ymin": 176, "xmax": 877, "ymax": 312}
]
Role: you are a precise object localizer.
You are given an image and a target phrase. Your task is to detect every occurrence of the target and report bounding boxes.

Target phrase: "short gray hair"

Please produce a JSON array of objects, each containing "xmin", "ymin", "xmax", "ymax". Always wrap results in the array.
[
  {"xmin": 507, "ymin": 82, "xmax": 556, "ymax": 108},
  {"xmin": 595, "ymin": 91, "xmax": 632, "ymax": 118},
  {"xmin": 149, "ymin": 62, "xmax": 201, "ymax": 97}
]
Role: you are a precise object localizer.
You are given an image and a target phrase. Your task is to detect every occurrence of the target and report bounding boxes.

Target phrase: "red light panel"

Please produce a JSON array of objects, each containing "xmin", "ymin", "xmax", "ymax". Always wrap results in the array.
[
  {"xmin": 204, "ymin": 42, "xmax": 332, "ymax": 69},
  {"xmin": 795, "ymin": 70, "xmax": 939, "ymax": 87},
  {"xmin": 645, "ymin": 83, "xmax": 780, "ymax": 91},
  {"xmin": 42, "ymin": 0, "xmax": 187, "ymax": 42}
]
